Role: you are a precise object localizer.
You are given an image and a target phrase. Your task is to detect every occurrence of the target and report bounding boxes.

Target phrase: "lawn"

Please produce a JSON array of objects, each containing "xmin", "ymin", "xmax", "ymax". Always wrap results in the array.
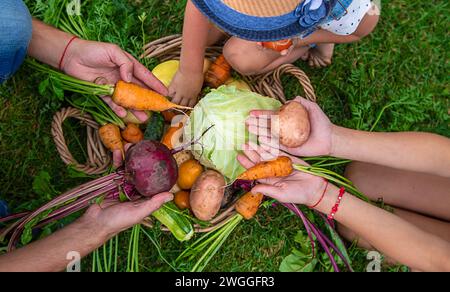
[{"xmin": 0, "ymin": 0, "xmax": 448, "ymax": 272}]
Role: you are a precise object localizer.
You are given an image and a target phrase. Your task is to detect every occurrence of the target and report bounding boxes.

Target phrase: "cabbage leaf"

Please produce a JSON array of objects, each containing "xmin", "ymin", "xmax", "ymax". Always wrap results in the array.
[{"xmin": 185, "ymin": 86, "xmax": 281, "ymax": 182}]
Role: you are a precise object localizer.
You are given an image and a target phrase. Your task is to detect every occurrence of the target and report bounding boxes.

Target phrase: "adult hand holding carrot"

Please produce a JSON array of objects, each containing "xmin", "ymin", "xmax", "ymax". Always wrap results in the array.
[
  {"xmin": 28, "ymin": 20, "xmax": 168, "ymax": 123},
  {"xmin": 61, "ymin": 39, "xmax": 168, "ymax": 122},
  {"xmin": 237, "ymin": 143, "xmax": 326, "ymax": 206},
  {"xmin": 246, "ymin": 97, "xmax": 333, "ymax": 157}
]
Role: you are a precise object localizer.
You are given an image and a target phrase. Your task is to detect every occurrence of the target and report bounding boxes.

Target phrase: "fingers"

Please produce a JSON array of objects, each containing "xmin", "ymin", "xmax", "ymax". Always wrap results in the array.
[
  {"xmin": 112, "ymin": 143, "xmax": 133, "ymax": 168},
  {"xmin": 251, "ymin": 184, "xmax": 283, "ymax": 201},
  {"xmin": 131, "ymin": 110, "xmax": 149, "ymax": 122},
  {"xmin": 101, "ymin": 96, "xmax": 127, "ymax": 118},
  {"xmin": 237, "ymin": 153, "xmax": 255, "ymax": 169},
  {"xmin": 112, "ymin": 150, "xmax": 123, "ymax": 168},
  {"xmin": 291, "ymin": 96, "xmax": 318, "ymax": 113},
  {"xmin": 249, "ymin": 110, "xmax": 275, "ymax": 117},
  {"xmin": 131, "ymin": 192, "xmax": 174, "ymax": 219},
  {"xmin": 125, "ymin": 52, "xmax": 169, "ymax": 96},
  {"xmin": 108, "ymin": 45, "xmax": 134, "ymax": 83}
]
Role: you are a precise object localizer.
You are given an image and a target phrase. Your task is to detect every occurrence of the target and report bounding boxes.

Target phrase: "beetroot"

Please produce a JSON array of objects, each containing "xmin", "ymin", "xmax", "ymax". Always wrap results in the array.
[{"xmin": 125, "ymin": 140, "xmax": 178, "ymax": 197}]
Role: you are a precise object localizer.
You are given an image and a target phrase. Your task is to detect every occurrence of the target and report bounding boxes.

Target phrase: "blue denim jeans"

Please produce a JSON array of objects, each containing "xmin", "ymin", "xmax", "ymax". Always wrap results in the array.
[{"xmin": 0, "ymin": 0, "xmax": 32, "ymax": 83}]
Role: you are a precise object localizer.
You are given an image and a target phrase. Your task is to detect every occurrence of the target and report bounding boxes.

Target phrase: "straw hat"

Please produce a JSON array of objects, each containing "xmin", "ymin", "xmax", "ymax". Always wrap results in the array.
[{"xmin": 191, "ymin": 0, "xmax": 342, "ymax": 41}]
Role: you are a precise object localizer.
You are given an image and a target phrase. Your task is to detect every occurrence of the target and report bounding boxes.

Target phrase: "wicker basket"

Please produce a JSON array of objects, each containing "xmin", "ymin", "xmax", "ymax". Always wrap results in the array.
[{"xmin": 52, "ymin": 34, "xmax": 317, "ymax": 232}]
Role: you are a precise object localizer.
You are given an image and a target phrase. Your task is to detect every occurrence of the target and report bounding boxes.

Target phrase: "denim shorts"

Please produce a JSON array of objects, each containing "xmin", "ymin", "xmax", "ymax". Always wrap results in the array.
[{"xmin": 0, "ymin": 0, "xmax": 32, "ymax": 83}]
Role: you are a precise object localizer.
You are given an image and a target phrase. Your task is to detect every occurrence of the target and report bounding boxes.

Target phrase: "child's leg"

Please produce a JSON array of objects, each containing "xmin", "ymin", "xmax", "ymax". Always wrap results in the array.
[
  {"xmin": 307, "ymin": 1, "xmax": 380, "ymax": 68},
  {"xmin": 223, "ymin": 37, "xmax": 310, "ymax": 75},
  {"xmin": 344, "ymin": 162, "xmax": 450, "ymax": 221}
]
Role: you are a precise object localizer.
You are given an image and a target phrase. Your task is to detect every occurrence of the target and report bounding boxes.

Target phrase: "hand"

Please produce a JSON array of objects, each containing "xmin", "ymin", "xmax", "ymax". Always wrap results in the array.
[
  {"xmin": 168, "ymin": 69, "xmax": 204, "ymax": 107},
  {"xmin": 80, "ymin": 192, "xmax": 174, "ymax": 239},
  {"xmin": 62, "ymin": 39, "xmax": 168, "ymax": 122},
  {"xmin": 112, "ymin": 143, "xmax": 133, "ymax": 169},
  {"xmin": 247, "ymin": 97, "xmax": 334, "ymax": 157},
  {"xmin": 237, "ymin": 143, "xmax": 326, "ymax": 206}
]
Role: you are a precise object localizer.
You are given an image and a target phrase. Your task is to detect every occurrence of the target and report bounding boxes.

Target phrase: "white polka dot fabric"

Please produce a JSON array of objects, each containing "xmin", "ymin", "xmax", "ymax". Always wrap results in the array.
[{"xmin": 320, "ymin": 0, "xmax": 373, "ymax": 35}]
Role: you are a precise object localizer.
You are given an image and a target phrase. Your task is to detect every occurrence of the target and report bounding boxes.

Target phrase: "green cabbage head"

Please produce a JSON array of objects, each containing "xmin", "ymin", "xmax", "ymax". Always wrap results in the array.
[{"xmin": 184, "ymin": 86, "xmax": 281, "ymax": 182}]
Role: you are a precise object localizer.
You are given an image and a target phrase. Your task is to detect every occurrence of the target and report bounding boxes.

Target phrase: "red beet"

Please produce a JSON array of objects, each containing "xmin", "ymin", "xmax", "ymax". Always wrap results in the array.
[{"xmin": 125, "ymin": 140, "xmax": 178, "ymax": 197}]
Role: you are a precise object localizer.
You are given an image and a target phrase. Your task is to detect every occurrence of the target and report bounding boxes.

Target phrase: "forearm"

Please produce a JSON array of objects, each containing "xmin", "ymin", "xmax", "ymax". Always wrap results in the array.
[
  {"xmin": 179, "ymin": 0, "xmax": 210, "ymax": 74},
  {"xmin": 296, "ymin": 29, "xmax": 360, "ymax": 46},
  {"xmin": 0, "ymin": 218, "xmax": 108, "ymax": 272},
  {"xmin": 315, "ymin": 185, "xmax": 450, "ymax": 271},
  {"xmin": 331, "ymin": 126, "xmax": 450, "ymax": 177},
  {"xmin": 27, "ymin": 19, "xmax": 74, "ymax": 68}
]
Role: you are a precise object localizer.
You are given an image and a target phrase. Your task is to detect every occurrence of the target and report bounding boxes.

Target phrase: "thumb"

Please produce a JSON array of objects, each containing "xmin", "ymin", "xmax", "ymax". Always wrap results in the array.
[
  {"xmin": 133, "ymin": 192, "xmax": 174, "ymax": 219},
  {"xmin": 251, "ymin": 184, "xmax": 283, "ymax": 201},
  {"xmin": 109, "ymin": 45, "xmax": 134, "ymax": 82}
]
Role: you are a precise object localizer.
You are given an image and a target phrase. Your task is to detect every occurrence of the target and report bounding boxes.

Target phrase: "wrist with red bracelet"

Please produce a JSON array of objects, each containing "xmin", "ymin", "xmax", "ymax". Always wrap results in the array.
[
  {"xmin": 307, "ymin": 179, "xmax": 328, "ymax": 209},
  {"xmin": 327, "ymin": 187, "xmax": 345, "ymax": 220},
  {"xmin": 58, "ymin": 36, "xmax": 79, "ymax": 71}
]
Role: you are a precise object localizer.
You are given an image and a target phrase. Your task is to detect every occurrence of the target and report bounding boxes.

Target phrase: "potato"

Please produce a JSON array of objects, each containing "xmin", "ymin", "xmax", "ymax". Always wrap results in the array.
[
  {"xmin": 190, "ymin": 170, "xmax": 225, "ymax": 221},
  {"xmin": 278, "ymin": 101, "xmax": 311, "ymax": 148}
]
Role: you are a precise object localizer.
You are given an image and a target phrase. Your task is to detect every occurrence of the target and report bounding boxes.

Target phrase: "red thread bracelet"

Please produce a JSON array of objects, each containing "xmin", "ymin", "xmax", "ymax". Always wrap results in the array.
[
  {"xmin": 327, "ymin": 187, "xmax": 345, "ymax": 220},
  {"xmin": 58, "ymin": 36, "xmax": 78, "ymax": 71},
  {"xmin": 308, "ymin": 179, "xmax": 328, "ymax": 209}
]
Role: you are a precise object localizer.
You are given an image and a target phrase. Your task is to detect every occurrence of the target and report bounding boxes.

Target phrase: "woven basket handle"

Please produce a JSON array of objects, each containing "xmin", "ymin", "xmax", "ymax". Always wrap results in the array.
[{"xmin": 51, "ymin": 107, "xmax": 111, "ymax": 175}]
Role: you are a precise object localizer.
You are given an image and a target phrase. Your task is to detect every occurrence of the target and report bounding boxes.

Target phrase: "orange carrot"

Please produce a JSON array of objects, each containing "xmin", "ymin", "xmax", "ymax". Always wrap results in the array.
[
  {"xmin": 121, "ymin": 123, "xmax": 144, "ymax": 144},
  {"xmin": 235, "ymin": 192, "xmax": 264, "ymax": 220},
  {"xmin": 237, "ymin": 156, "xmax": 293, "ymax": 180},
  {"xmin": 99, "ymin": 123, "xmax": 124, "ymax": 157},
  {"xmin": 161, "ymin": 110, "xmax": 177, "ymax": 122},
  {"xmin": 261, "ymin": 39, "xmax": 293, "ymax": 52},
  {"xmin": 161, "ymin": 124, "xmax": 183, "ymax": 149},
  {"xmin": 205, "ymin": 55, "xmax": 231, "ymax": 88},
  {"xmin": 112, "ymin": 81, "xmax": 191, "ymax": 111}
]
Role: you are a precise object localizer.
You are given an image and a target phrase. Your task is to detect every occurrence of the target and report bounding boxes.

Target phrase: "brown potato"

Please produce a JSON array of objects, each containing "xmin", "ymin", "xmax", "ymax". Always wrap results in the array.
[
  {"xmin": 190, "ymin": 170, "xmax": 225, "ymax": 221},
  {"xmin": 278, "ymin": 101, "xmax": 311, "ymax": 148}
]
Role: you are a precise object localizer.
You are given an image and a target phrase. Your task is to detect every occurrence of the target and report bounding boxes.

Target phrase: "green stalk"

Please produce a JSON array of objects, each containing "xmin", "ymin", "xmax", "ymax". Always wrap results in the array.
[
  {"xmin": 114, "ymin": 235, "xmax": 119, "ymax": 272},
  {"xmin": 293, "ymin": 164, "xmax": 369, "ymax": 202},
  {"xmin": 191, "ymin": 215, "xmax": 243, "ymax": 272},
  {"xmin": 27, "ymin": 59, "xmax": 114, "ymax": 96},
  {"xmin": 141, "ymin": 228, "xmax": 177, "ymax": 271}
]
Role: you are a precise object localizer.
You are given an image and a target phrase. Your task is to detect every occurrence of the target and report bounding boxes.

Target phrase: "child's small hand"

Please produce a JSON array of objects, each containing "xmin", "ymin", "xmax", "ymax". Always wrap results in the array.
[
  {"xmin": 168, "ymin": 69, "xmax": 204, "ymax": 107},
  {"xmin": 237, "ymin": 143, "xmax": 326, "ymax": 206},
  {"xmin": 246, "ymin": 97, "xmax": 334, "ymax": 157}
]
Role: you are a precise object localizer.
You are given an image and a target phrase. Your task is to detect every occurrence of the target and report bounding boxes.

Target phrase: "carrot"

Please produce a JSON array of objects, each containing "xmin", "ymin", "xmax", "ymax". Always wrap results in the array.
[
  {"xmin": 99, "ymin": 123, "xmax": 124, "ymax": 157},
  {"xmin": 121, "ymin": 123, "xmax": 144, "ymax": 144},
  {"xmin": 112, "ymin": 81, "xmax": 192, "ymax": 111},
  {"xmin": 161, "ymin": 110, "xmax": 177, "ymax": 122},
  {"xmin": 205, "ymin": 55, "xmax": 231, "ymax": 88},
  {"xmin": 235, "ymin": 192, "xmax": 264, "ymax": 220},
  {"xmin": 161, "ymin": 124, "xmax": 183, "ymax": 149},
  {"xmin": 237, "ymin": 156, "xmax": 293, "ymax": 180},
  {"xmin": 261, "ymin": 39, "xmax": 293, "ymax": 52}
]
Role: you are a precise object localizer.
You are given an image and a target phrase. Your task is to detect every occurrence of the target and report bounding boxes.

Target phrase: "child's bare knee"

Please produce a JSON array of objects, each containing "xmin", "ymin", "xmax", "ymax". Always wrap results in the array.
[{"xmin": 223, "ymin": 39, "xmax": 263, "ymax": 75}]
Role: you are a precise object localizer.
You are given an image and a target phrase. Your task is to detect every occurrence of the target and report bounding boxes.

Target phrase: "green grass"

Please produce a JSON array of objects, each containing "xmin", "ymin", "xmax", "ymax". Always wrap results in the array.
[{"xmin": 0, "ymin": 0, "xmax": 449, "ymax": 271}]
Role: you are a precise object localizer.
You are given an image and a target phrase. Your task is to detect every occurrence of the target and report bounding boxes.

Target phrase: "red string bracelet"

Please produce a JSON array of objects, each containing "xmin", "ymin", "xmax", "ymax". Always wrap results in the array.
[
  {"xmin": 308, "ymin": 179, "xmax": 328, "ymax": 209},
  {"xmin": 327, "ymin": 187, "xmax": 345, "ymax": 220},
  {"xmin": 58, "ymin": 36, "xmax": 78, "ymax": 71}
]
